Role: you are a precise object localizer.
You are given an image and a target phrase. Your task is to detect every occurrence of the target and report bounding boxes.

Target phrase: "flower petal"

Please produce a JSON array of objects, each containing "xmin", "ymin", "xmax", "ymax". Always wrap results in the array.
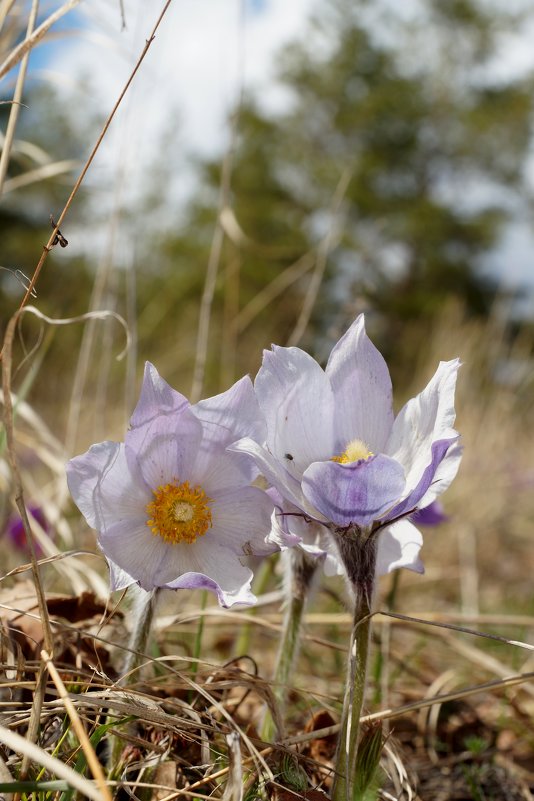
[
  {"xmin": 98, "ymin": 518, "xmax": 179, "ymax": 590},
  {"xmin": 267, "ymin": 491, "xmax": 311, "ymax": 549},
  {"xmin": 325, "ymin": 315, "xmax": 394, "ymax": 451},
  {"xmin": 98, "ymin": 517, "xmax": 256, "ymax": 605},
  {"xmin": 210, "ymin": 486, "xmax": 276, "ymax": 556},
  {"xmin": 376, "ymin": 519, "xmax": 424, "ymax": 575},
  {"xmin": 386, "ymin": 358, "xmax": 460, "ymax": 496},
  {"xmin": 192, "ymin": 375, "xmax": 266, "ymax": 447},
  {"xmin": 188, "ymin": 449, "xmax": 248, "ymax": 494},
  {"xmin": 130, "ymin": 362, "xmax": 189, "ymax": 431},
  {"xmin": 107, "ymin": 557, "xmax": 136, "ymax": 591},
  {"xmin": 163, "ymin": 536, "xmax": 257, "ymax": 606},
  {"xmin": 255, "ymin": 345, "xmax": 335, "ymax": 471},
  {"xmin": 412, "ymin": 499, "xmax": 448, "ymax": 527},
  {"xmin": 302, "ymin": 454, "xmax": 406, "ymax": 527},
  {"xmin": 386, "ymin": 436, "xmax": 456, "ymax": 520},
  {"xmin": 230, "ymin": 437, "xmax": 321, "ymax": 519},
  {"xmin": 164, "ymin": 562, "xmax": 256, "ymax": 607},
  {"xmin": 125, "ymin": 409, "xmax": 203, "ymax": 490},
  {"xmin": 417, "ymin": 441, "xmax": 463, "ymax": 510},
  {"xmin": 66, "ymin": 441, "xmax": 150, "ymax": 532},
  {"xmin": 192, "ymin": 376, "xmax": 266, "ymax": 483}
]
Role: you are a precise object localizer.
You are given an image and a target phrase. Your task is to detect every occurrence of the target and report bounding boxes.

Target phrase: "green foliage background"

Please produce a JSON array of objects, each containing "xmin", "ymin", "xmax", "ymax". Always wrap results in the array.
[{"xmin": 2, "ymin": 0, "xmax": 534, "ymax": 433}]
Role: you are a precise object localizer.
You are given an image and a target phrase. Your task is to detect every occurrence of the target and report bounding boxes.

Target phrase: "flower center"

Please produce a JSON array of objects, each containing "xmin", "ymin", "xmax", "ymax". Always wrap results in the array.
[
  {"xmin": 331, "ymin": 438, "xmax": 374, "ymax": 464},
  {"xmin": 145, "ymin": 481, "xmax": 212, "ymax": 545}
]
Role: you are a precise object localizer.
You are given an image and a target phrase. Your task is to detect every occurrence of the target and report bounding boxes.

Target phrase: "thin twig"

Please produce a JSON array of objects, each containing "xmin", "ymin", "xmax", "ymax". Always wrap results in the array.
[{"xmin": 0, "ymin": 0, "xmax": 174, "ymax": 361}]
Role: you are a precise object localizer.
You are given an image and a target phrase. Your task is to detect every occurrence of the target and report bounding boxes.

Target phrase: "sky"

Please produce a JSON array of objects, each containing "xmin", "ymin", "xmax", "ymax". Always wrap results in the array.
[
  {"xmin": 42, "ymin": 0, "xmax": 315, "ymax": 167},
  {"xmin": 5, "ymin": 0, "xmax": 534, "ymax": 315}
]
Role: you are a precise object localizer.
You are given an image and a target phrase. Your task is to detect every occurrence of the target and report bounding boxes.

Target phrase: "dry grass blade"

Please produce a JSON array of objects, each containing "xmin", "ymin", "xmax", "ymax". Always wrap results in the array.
[
  {"xmin": 378, "ymin": 610, "xmax": 534, "ymax": 652},
  {"xmin": 0, "ymin": 550, "xmax": 101, "ymax": 580},
  {"xmin": 12, "ymin": 305, "xmax": 131, "ymax": 361},
  {"xmin": 0, "ymin": 750, "xmax": 14, "ymax": 801},
  {"xmin": 0, "ymin": 722, "xmax": 107, "ymax": 801},
  {"xmin": 2, "ymin": 158, "xmax": 80, "ymax": 194},
  {"xmin": 0, "ymin": 0, "xmax": 17, "ymax": 34},
  {"xmin": 282, "ymin": 669, "xmax": 534, "ymax": 747},
  {"xmin": 0, "ymin": 0, "xmax": 38, "ymax": 195},
  {"xmin": 190, "ymin": 148, "xmax": 235, "ymax": 403},
  {"xmin": 235, "ymin": 251, "xmax": 316, "ymax": 333},
  {"xmin": 1, "ymin": 312, "xmax": 53, "ymax": 655},
  {"xmin": 223, "ymin": 732, "xmax": 243, "ymax": 801},
  {"xmin": 0, "ymin": 0, "xmax": 173, "ymax": 354},
  {"xmin": 0, "ymin": 0, "xmax": 81, "ymax": 81},
  {"xmin": 287, "ymin": 165, "xmax": 353, "ymax": 346},
  {"xmin": 41, "ymin": 650, "xmax": 113, "ymax": 801}
]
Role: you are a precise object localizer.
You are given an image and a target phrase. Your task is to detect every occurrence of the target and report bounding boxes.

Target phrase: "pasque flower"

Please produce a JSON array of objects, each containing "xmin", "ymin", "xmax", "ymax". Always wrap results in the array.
[
  {"xmin": 67, "ymin": 363, "xmax": 275, "ymax": 607},
  {"xmin": 233, "ymin": 314, "xmax": 461, "ymax": 578},
  {"xmin": 233, "ymin": 315, "xmax": 461, "ymax": 798}
]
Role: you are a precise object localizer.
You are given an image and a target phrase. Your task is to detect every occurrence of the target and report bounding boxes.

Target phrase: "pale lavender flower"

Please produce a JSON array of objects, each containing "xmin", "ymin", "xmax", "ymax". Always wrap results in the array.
[
  {"xmin": 67, "ymin": 363, "xmax": 275, "ymax": 608},
  {"xmin": 233, "ymin": 315, "xmax": 461, "ymax": 577}
]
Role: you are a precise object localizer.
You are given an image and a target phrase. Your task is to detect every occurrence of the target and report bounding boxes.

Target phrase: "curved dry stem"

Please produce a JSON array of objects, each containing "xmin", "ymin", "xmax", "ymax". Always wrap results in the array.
[{"xmin": 0, "ymin": 0, "xmax": 173, "ymax": 361}]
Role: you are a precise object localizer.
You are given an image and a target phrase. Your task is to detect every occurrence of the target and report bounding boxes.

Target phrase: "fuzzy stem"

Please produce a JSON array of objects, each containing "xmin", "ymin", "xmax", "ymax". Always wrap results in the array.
[
  {"xmin": 331, "ymin": 529, "xmax": 377, "ymax": 801},
  {"xmin": 191, "ymin": 590, "xmax": 208, "ymax": 678},
  {"xmin": 120, "ymin": 586, "xmax": 159, "ymax": 683},
  {"xmin": 234, "ymin": 558, "xmax": 275, "ymax": 657},
  {"xmin": 109, "ymin": 586, "xmax": 159, "ymax": 772},
  {"xmin": 261, "ymin": 549, "xmax": 318, "ymax": 742},
  {"xmin": 332, "ymin": 586, "xmax": 372, "ymax": 801}
]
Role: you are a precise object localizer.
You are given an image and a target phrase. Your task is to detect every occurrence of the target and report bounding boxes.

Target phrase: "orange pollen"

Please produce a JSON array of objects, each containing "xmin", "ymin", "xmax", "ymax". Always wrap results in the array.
[{"xmin": 145, "ymin": 480, "xmax": 212, "ymax": 545}]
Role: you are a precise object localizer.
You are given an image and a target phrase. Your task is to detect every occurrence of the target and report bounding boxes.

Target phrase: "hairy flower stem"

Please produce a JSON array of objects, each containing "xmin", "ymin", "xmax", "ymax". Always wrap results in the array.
[
  {"xmin": 121, "ymin": 586, "xmax": 160, "ymax": 682},
  {"xmin": 331, "ymin": 530, "xmax": 377, "ymax": 801},
  {"xmin": 261, "ymin": 549, "xmax": 318, "ymax": 742},
  {"xmin": 109, "ymin": 587, "xmax": 159, "ymax": 771}
]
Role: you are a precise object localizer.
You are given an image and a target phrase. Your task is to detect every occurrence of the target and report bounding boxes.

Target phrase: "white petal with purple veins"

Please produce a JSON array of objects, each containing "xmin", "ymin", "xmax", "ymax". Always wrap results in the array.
[
  {"xmin": 209, "ymin": 486, "xmax": 275, "ymax": 556},
  {"xmin": 255, "ymin": 346, "xmax": 335, "ymax": 469},
  {"xmin": 230, "ymin": 437, "xmax": 319, "ymax": 518},
  {"xmin": 66, "ymin": 442, "xmax": 150, "ymax": 532},
  {"xmin": 302, "ymin": 455, "xmax": 406, "ymax": 527},
  {"xmin": 130, "ymin": 362, "xmax": 189, "ymax": 430},
  {"xmin": 417, "ymin": 441, "xmax": 463, "ymax": 510},
  {"xmin": 163, "ymin": 537, "xmax": 256, "ymax": 606},
  {"xmin": 193, "ymin": 375, "xmax": 266, "ymax": 447},
  {"xmin": 126, "ymin": 411, "xmax": 203, "ymax": 489},
  {"xmin": 67, "ymin": 363, "xmax": 276, "ymax": 606},
  {"xmin": 376, "ymin": 520, "xmax": 424, "ymax": 575},
  {"xmin": 386, "ymin": 359, "xmax": 460, "ymax": 485},
  {"xmin": 325, "ymin": 315, "xmax": 394, "ymax": 452}
]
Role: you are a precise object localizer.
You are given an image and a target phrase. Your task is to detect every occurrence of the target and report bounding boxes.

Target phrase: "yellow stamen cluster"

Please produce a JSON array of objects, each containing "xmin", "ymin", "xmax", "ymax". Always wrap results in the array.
[
  {"xmin": 145, "ymin": 480, "xmax": 212, "ymax": 545},
  {"xmin": 331, "ymin": 438, "xmax": 374, "ymax": 465}
]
